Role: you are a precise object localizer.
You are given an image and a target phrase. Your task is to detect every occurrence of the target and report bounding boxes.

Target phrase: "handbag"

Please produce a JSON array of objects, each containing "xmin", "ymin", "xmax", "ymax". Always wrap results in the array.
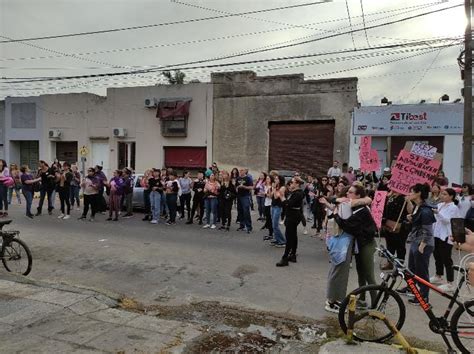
[{"xmin": 385, "ymin": 219, "xmax": 401, "ymax": 233}]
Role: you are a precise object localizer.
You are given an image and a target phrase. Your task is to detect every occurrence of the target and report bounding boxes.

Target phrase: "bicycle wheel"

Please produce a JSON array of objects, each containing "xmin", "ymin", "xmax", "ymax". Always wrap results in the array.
[
  {"xmin": 451, "ymin": 300, "xmax": 474, "ymax": 354},
  {"xmin": 339, "ymin": 284, "xmax": 406, "ymax": 343},
  {"xmin": 1, "ymin": 238, "xmax": 33, "ymax": 276}
]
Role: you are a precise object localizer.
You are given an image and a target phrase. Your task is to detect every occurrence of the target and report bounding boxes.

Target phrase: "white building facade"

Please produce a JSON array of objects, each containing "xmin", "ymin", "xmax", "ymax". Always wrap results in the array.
[
  {"xmin": 350, "ymin": 103, "xmax": 464, "ymax": 185},
  {"xmin": 4, "ymin": 83, "xmax": 213, "ymax": 177}
]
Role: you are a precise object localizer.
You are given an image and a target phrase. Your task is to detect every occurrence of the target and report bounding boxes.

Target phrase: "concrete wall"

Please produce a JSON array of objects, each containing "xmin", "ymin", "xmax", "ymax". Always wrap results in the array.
[{"xmin": 211, "ymin": 71, "xmax": 358, "ymax": 174}]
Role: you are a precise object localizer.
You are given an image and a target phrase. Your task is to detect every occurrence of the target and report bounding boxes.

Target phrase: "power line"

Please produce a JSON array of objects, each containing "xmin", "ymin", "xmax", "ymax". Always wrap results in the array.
[
  {"xmin": 2, "ymin": 37, "xmax": 461, "ymax": 84},
  {"xmin": 360, "ymin": 0, "xmax": 371, "ymax": 47},
  {"xmin": 0, "ymin": 1, "xmax": 332, "ymax": 44},
  {"xmin": 345, "ymin": 0, "xmax": 357, "ymax": 49},
  {"xmin": 1, "ymin": 4, "xmax": 463, "ymax": 84}
]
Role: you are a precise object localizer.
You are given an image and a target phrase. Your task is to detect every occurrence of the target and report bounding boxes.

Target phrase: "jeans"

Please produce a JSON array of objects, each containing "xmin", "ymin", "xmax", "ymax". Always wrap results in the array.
[
  {"xmin": 70, "ymin": 185, "xmax": 80, "ymax": 207},
  {"xmin": 150, "ymin": 191, "xmax": 162, "ymax": 221},
  {"xmin": 205, "ymin": 197, "xmax": 218, "ymax": 225},
  {"xmin": 271, "ymin": 206, "xmax": 285, "ymax": 244},
  {"xmin": 166, "ymin": 193, "xmax": 178, "ymax": 222},
  {"xmin": 22, "ymin": 190, "xmax": 33, "ymax": 216},
  {"xmin": 37, "ymin": 187, "xmax": 53, "ymax": 213},
  {"xmin": 0, "ymin": 184, "xmax": 8, "ymax": 211},
  {"xmin": 161, "ymin": 194, "xmax": 168, "ymax": 216},
  {"xmin": 408, "ymin": 242, "xmax": 434, "ymax": 300},
  {"xmin": 256, "ymin": 196, "xmax": 265, "ymax": 218},
  {"xmin": 8, "ymin": 186, "xmax": 21, "ymax": 204},
  {"xmin": 238, "ymin": 195, "xmax": 252, "ymax": 231}
]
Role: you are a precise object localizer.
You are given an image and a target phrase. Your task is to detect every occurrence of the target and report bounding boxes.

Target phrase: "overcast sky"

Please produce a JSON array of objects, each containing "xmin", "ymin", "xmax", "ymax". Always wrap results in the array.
[{"xmin": 0, "ymin": 0, "xmax": 468, "ymax": 105}]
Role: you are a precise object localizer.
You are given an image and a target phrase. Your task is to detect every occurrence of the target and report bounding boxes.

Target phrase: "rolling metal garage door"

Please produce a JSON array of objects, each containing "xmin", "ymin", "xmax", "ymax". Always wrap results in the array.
[{"xmin": 269, "ymin": 121, "xmax": 335, "ymax": 177}]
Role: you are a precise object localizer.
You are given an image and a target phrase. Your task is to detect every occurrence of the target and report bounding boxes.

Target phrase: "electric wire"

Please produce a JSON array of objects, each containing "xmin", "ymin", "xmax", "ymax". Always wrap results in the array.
[{"xmin": 0, "ymin": 1, "xmax": 333, "ymax": 44}]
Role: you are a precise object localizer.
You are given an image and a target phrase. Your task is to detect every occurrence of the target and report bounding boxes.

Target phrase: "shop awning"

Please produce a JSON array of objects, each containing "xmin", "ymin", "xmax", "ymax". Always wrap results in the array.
[{"xmin": 156, "ymin": 98, "xmax": 192, "ymax": 120}]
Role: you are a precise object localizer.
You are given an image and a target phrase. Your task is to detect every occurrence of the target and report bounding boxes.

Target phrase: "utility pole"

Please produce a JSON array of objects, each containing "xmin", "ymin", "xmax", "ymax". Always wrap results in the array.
[{"xmin": 463, "ymin": 0, "xmax": 473, "ymax": 183}]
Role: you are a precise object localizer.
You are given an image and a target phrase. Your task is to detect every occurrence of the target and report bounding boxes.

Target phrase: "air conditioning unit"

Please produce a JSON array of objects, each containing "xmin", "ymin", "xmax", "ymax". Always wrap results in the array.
[
  {"xmin": 48, "ymin": 129, "xmax": 62, "ymax": 138},
  {"xmin": 113, "ymin": 128, "xmax": 127, "ymax": 138},
  {"xmin": 144, "ymin": 98, "xmax": 157, "ymax": 108}
]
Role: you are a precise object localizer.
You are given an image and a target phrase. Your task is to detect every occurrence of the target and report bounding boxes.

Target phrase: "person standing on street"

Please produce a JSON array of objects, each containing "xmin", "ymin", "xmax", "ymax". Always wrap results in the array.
[
  {"xmin": 70, "ymin": 164, "xmax": 81, "ymax": 210},
  {"xmin": 36, "ymin": 160, "xmax": 55, "ymax": 216},
  {"xmin": 79, "ymin": 168, "xmax": 100, "ymax": 221},
  {"xmin": 8, "ymin": 163, "xmax": 21, "ymax": 205},
  {"xmin": 94, "ymin": 165, "xmax": 107, "ymax": 214},
  {"xmin": 122, "ymin": 168, "xmax": 134, "ymax": 218},
  {"xmin": 236, "ymin": 168, "xmax": 253, "ymax": 233},
  {"xmin": 327, "ymin": 161, "xmax": 341, "ymax": 178},
  {"xmin": 56, "ymin": 162, "xmax": 73, "ymax": 220},
  {"xmin": 179, "ymin": 171, "xmax": 192, "ymax": 220},
  {"xmin": 20, "ymin": 165, "xmax": 41, "ymax": 218},
  {"xmin": 106, "ymin": 169, "xmax": 124, "ymax": 221},
  {"xmin": 148, "ymin": 169, "xmax": 163, "ymax": 224},
  {"xmin": 186, "ymin": 172, "xmax": 205, "ymax": 225},
  {"xmin": 276, "ymin": 177, "xmax": 305, "ymax": 266},
  {"xmin": 165, "ymin": 172, "xmax": 179, "ymax": 225}
]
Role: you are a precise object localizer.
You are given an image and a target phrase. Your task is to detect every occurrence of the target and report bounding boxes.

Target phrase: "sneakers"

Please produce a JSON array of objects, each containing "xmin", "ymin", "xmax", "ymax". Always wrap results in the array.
[
  {"xmin": 151, "ymin": 219, "xmax": 158, "ymax": 224},
  {"xmin": 236, "ymin": 227, "xmax": 245, "ymax": 231},
  {"xmin": 325, "ymin": 301, "xmax": 341, "ymax": 314},
  {"xmin": 263, "ymin": 235, "xmax": 273, "ymax": 241},
  {"xmin": 210, "ymin": 224, "xmax": 217, "ymax": 229},
  {"xmin": 203, "ymin": 224, "xmax": 211, "ymax": 229},
  {"xmin": 396, "ymin": 287, "xmax": 414, "ymax": 298},
  {"xmin": 58, "ymin": 214, "xmax": 65, "ymax": 219},
  {"xmin": 89, "ymin": 217, "xmax": 95, "ymax": 222},
  {"xmin": 438, "ymin": 283, "xmax": 456, "ymax": 293},
  {"xmin": 166, "ymin": 221, "xmax": 176, "ymax": 226},
  {"xmin": 274, "ymin": 243, "xmax": 286, "ymax": 248},
  {"xmin": 408, "ymin": 297, "xmax": 428, "ymax": 306},
  {"xmin": 430, "ymin": 275, "xmax": 444, "ymax": 285},
  {"xmin": 303, "ymin": 229, "xmax": 308, "ymax": 235},
  {"xmin": 26, "ymin": 214, "xmax": 34, "ymax": 219},
  {"xmin": 63, "ymin": 215, "xmax": 70, "ymax": 220},
  {"xmin": 106, "ymin": 217, "xmax": 113, "ymax": 221}
]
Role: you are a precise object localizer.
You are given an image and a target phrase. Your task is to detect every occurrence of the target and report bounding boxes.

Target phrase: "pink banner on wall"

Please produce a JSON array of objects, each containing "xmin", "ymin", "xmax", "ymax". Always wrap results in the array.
[
  {"xmin": 371, "ymin": 191, "xmax": 387, "ymax": 230},
  {"xmin": 389, "ymin": 149, "xmax": 442, "ymax": 195}
]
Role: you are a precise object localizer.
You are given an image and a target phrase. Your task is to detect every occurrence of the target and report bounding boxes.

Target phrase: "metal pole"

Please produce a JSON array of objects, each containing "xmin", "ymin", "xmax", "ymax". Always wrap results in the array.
[{"xmin": 463, "ymin": 0, "xmax": 473, "ymax": 183}]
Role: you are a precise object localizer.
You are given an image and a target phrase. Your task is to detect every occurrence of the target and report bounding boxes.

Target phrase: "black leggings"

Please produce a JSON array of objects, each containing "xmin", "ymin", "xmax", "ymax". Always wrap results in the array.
[
  {"xmin": 190, "ymin": 197, "xmax": 204, "ymax": 222},
  {"xmin": 434, "ymin": 238, "xmax": 454, "ymax": 282},
  {"xmin": 82, "ymin": 194, "xmax": 98, "ymax": 218},
  {"xmin": 179, "ymin": 193, "xmax": 192, "ymax": 219},
  {"xmin": 263, "ymin": 205, "xmax": 273, "ymax": 236},
  {"xmin": 283, "ymin": 220, "xmax": 299, "ymax": 258},
  {"xmin": 384, "ymin": 229, "xmax": 408, "ymax": 262},
  {"xmin": 220, "ymin": 199, "xmax": 233, "ymax": 227},
  {"xmin": 58, "ymin": 187, "xmax": 71, "ymax": 215}
]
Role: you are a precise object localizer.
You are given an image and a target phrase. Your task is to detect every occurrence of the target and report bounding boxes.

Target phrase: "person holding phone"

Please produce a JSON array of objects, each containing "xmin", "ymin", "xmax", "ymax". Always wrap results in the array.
[{"xmin": 431, "ymin": 188, "xmax": 460, "ymax": 292}]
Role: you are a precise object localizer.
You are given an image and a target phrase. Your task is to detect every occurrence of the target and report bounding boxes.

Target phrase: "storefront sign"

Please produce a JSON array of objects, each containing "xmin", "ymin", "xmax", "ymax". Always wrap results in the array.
[
  {"xmin": 353, "ymin": 104, "xmax": 463, "ymax": 136},
  {"xmin": 371, "ymin": 191, "xmax": 387, "ymax": 230},
  {"xmin": 389, "ymin": 149, "xmax": 442, "ymax": 195}
]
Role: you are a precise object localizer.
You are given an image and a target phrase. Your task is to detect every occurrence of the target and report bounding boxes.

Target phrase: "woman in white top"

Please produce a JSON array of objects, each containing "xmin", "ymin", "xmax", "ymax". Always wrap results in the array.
[
  {"xmin": 457, "ymin": 183, "xmax": 473, "ymax": 218},
  {"xmin": 431, "ymin": 188, "xmax": 460, "ymax": 292}
]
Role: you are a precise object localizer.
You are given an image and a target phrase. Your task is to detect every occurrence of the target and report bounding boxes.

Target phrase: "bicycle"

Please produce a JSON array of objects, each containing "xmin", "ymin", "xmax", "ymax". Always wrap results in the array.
[
  {"xmin": 0, "ymin": 219, "xmax": 32, "ymax": 276},
  {"xmin": 338, "ymin": 244, "xmax": 474, "ymax": 354}
]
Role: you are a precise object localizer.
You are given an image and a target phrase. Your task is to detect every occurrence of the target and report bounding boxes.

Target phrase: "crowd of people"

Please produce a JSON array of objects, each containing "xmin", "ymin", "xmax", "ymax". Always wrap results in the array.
[{"xmin": 0, "ymin": 158, "xmax": 473, "ymax": 314}]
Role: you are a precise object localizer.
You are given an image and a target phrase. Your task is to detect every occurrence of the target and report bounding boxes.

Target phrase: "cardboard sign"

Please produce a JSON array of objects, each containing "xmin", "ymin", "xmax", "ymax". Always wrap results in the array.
[
  {"xmin": 410, "ymin": 142, "xmax": 437, "ymax": 160},
  {"xmin": 371, "ymin": 191, "xmax": 387, "ymax": 230},
  {"xmin": 360, "ymin": 136, "xmax": 372, "ymax": 154},
  {"xmin": 389, "ymin": 149, "xmax": 442, "ymax": 195},
  {"xmin": 360, "ymin": 149, "xmax": 380, "ymax": 172}
]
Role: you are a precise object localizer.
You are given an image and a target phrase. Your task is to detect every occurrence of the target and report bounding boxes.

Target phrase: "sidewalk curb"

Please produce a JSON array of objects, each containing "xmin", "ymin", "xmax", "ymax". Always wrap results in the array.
[{"xmin": 0, "ymin": 273, "xmax": 120, "ymax": 308}]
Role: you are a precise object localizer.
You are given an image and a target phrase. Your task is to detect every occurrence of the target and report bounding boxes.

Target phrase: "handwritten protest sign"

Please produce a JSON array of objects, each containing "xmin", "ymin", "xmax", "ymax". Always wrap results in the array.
[
  {"xmin": 360, "ymin": 149, "xmax": 380, "ymax": 172},
  {"xmin": 411, "ymin": 142, "xmax": 437, "ymax": 160},
  {"xmin": 371, "ymin": 191, "xmax": 387, "ymax": 230},
  {"xmin": 389, "ymin": 149, "xmax": 442, "ymax": 195},
  {"xmin": 360, "ymin": 136, "xmax": 372, "ymax": 154}
]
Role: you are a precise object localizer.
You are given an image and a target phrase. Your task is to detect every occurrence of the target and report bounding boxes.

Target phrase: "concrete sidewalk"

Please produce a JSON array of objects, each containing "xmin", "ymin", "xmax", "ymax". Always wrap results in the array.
[{"xmin": 0, "ymin": 275, "xmax": 203, "ymax": 353}]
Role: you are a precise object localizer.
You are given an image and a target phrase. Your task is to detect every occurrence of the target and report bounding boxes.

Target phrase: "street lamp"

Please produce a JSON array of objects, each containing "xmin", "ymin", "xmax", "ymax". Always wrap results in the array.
[{"xmin": 438, "ymin": 94, "xmax": 449, "ymax": 104}]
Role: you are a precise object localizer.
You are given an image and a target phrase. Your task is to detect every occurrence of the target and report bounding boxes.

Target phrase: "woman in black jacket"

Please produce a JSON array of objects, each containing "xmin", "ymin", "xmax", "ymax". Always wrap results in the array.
[
  {"xmin": 334, "ymin": 184, "xmax": 377, "ymax": 305},
  {"xmin": 276, "ymin": 177, "xmax": 305, "ymax": 267},
  {"xmin": 218, "ymin": 170, "xmax": 236, "ymax": 231}
]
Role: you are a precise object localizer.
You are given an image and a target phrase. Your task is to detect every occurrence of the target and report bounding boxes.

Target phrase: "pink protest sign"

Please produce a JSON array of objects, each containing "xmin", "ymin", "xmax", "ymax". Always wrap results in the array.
[
  {"xmin": 360, "ymin": 136, "xmax": 372, "ymax": 154},
  {"xmin": 360, "ymin": 149, "xmax": 380, "ymax": 172},
  {"xmin": 371, "ymin": 191, "xmax": 387, "ymax": 230},
  {"xmin": 389, "ymin": 149, "xmax": 442, "ymax": 195}
]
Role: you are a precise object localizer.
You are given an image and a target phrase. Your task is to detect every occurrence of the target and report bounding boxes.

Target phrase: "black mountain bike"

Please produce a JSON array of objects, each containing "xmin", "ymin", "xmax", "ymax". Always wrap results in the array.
[
  {"xmin": 338, "ymin": 245, "xmax": 474, "ymax": 354},
  {"xmin": 0, "ymin": 219, "xmax": 32, "ymax": 276}
]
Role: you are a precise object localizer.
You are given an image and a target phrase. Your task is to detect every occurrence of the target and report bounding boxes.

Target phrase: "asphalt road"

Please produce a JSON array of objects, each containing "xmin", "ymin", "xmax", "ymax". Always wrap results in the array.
[{"xmin": 3, "ymin": 202, "xmax": 470, "ymax": 348}]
